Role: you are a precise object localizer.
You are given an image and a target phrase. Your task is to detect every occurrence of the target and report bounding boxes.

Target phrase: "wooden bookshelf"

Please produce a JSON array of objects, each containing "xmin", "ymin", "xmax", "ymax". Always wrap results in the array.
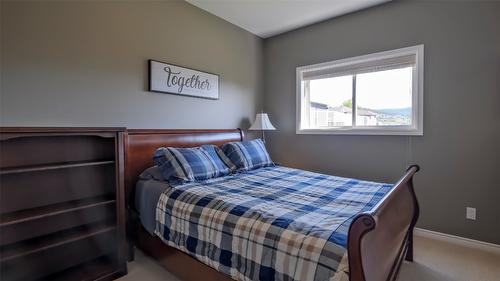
[
  {"xmin": 0, "ymin": 127, "xmax": 127, "ymax": 281},
  {"xmin": 0, "ymin": 160, "xmax": 115, "ymax": 175}
]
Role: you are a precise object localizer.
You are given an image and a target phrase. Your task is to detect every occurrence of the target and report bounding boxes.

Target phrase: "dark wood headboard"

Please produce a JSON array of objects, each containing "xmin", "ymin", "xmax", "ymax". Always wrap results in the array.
[{"xmin": 123, "ymin": 129, "xmax": 244, "ymax": 206}]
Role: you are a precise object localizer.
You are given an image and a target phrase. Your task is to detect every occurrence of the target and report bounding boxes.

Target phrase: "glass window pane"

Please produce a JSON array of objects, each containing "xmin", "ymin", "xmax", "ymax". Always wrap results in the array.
[
  {"xmin": 309, "ymin": 76, "xmax": 353, "ymax": 128},
  {"xmin": 355, "ymin": 67, "xmax": 413, "ymax": 126}
]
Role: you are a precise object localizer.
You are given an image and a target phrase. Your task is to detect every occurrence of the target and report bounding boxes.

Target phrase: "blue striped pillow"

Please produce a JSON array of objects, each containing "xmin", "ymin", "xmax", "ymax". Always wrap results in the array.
[
  {"xmin": 153, "ymin": 145, "xmax": 235, "ymax": 185},
  {"xmin": 221, "ymin": 139, "xmax": 274, "ymax": 171}
]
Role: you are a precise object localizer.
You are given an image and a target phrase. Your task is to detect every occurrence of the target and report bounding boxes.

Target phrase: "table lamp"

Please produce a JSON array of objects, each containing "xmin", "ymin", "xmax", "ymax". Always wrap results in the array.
[{"xmin": 249, "ymin": 112, "xmax": 276, "ymax": 143}]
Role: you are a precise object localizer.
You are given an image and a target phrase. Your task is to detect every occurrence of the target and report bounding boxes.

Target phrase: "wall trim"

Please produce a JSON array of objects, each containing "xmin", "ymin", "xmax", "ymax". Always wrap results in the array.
[{"xmin": 414, "ymin": 228, "xmax": 500, "ymax": 255}]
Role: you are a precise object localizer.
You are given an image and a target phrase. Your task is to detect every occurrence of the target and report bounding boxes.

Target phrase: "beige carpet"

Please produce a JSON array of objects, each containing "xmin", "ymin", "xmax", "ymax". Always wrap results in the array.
[
  {"xmin": 398, "ymin": 235, "xmax": 500, "ymax": 281},
  {"xmin": 119, "ymin": 234, "xmax": 500, "ymax": 281}
]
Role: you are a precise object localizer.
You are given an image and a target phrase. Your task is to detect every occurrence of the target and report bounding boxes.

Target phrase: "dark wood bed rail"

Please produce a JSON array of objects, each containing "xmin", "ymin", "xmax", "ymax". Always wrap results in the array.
[{"xmin": 348, "ymin": 165, "xmax": 419, "ymax": 281}]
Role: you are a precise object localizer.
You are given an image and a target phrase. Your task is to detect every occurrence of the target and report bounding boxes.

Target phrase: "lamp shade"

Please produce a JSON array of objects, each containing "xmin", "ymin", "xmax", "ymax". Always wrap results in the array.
[{"xmin": 249, "ymin": 113, "xmax": 276, "ymax": 131}]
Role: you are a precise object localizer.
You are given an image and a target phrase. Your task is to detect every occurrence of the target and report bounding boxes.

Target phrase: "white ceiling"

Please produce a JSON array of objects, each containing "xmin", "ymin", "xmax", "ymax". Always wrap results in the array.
[{"xmin": 185, "ymin": 0, "xmax": 391, "ymax": 38}]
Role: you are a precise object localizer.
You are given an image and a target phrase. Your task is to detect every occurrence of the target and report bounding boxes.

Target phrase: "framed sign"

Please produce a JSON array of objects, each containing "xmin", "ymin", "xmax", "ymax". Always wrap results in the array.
[{"xmin": 148, "ymin": 59, "xmax": 219, "ymax": 100}]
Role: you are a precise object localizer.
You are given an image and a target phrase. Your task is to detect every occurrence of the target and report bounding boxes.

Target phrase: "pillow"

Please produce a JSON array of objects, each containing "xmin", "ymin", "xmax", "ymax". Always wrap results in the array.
[
  {"xmin": 221, "ymin": 139, "xmax": 274, "ymax": 171},
  {"xmin": 138, "ymin": 166, "xmax": 164, "ymax": 181},
  {"xmin": 153, "ymin": 145, "xmax": 235, "ymax": 185}
]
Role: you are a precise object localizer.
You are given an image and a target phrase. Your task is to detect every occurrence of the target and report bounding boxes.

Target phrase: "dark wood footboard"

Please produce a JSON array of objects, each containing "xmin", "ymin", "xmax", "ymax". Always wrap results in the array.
[{"xmin": 348, "ymin": 165, "xmax": 420, "ymax": 281}]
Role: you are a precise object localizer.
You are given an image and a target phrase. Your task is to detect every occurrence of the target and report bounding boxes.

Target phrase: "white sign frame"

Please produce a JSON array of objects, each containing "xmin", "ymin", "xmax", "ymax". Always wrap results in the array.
[{"xmin": 148, "ymin": 59, "xmax": 219, "ymax": 100}]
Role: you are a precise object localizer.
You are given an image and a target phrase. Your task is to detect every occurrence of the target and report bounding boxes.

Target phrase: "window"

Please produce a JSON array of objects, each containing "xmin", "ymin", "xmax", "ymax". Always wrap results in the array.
[{"xmin": 296, "ymin": 45, "xmax": 423, "ymax": 135}]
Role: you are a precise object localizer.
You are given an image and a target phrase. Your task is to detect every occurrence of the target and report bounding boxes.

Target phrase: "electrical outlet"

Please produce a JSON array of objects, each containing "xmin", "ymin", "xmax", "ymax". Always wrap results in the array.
[{"xmin": 466, "ymin": 207, "xmax": 476, "ymax": 220}]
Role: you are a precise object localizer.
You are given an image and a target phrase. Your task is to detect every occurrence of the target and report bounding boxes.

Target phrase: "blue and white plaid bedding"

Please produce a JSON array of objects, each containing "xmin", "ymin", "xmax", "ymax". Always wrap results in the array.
[
  {"xmin": 154, "ymin": 166, "xmax": 393, "ymax": 281},
  {"xmin": 154, "ymin": 145, "xmax": 235, "ymax": 185},
  {"xmin": 222, "ymin": 139, "xmax": 274, "ymax": 171}
]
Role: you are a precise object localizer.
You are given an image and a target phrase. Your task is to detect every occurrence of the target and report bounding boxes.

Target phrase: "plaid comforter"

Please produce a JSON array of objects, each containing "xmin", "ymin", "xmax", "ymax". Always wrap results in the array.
[{"xmin": 154, "ymin": 166, "xmax": 393, "ymax": 281}]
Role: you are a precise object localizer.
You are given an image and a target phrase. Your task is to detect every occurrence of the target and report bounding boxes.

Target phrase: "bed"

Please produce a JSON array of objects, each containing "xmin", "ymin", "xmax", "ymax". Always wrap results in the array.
[{"xmin": 124, "ymin": 129, "xmax": 419, "ymax": 281}]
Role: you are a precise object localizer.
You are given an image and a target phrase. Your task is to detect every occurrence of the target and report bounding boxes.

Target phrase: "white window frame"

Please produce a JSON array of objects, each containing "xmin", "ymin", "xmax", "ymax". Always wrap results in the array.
[{"xmin": 296, "ymin": 45, "xmax": 424, "ymax": 136}]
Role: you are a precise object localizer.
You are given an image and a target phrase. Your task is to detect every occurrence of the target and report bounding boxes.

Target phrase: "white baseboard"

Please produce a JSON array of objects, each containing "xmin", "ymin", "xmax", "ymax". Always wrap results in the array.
[{"xmin": 414, "ymin": 228, "xmax": 500, "ymax": 255}]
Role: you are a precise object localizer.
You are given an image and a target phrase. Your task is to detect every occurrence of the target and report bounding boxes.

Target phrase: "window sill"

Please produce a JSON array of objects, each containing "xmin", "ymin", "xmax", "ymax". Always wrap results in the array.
[{"xmin": 296, "ymin": 128, "xmax": 423, "ymax": 136}]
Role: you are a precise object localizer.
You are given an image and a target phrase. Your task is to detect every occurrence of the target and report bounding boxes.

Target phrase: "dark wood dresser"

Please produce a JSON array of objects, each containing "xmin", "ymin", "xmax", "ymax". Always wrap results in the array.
[{"xmin": 0, "ymin": 127, "xmax": 127, "ymax": 281}]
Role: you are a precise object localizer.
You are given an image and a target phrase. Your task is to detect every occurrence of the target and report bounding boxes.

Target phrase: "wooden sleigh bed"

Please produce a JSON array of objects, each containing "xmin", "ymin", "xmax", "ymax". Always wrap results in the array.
[{"xmin": 123, "ymin": 129, "xmax": 420, "ymax": 281}]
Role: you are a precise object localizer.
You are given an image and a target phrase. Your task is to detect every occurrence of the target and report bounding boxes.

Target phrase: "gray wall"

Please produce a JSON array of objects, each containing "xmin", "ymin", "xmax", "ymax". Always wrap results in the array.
[
  {"xmin": 0, "ymin": 1, "xmax": 263, "ymax": 129},
  {"xmin": 1, "ymin": 0, "xmax": 499, "ymax": 244},
  {"xmin": 263, "ymin": 0, "xmax": 500, "ymax": 244}
]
